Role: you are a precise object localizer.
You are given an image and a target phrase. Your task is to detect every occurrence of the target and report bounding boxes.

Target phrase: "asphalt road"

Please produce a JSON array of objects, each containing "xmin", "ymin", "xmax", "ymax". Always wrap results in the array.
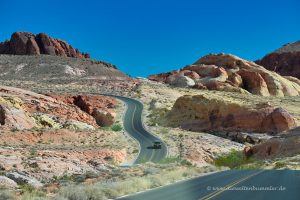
[
  {"xmin": 118, "ymin": 170, "xmax": 300, "ymax": 200},
  {"xmin": 116, "ymin": 96, "xmax": 167, "ymax": 164}
]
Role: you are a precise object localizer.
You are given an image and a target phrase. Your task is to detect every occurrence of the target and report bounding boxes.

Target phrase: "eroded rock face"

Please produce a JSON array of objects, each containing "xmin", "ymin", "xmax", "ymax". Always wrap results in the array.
[
  {"xmin": 166, "ymin": 94, "xmax": 296, "ymax": 133},
  {"xmin": 256, "ymin": 52, "xmax": 300, "ymax": 79},
  {"xmin": 50, "ymin": 95, "xmax": 117, "ymax": 126},
  {"xmin": 149, "ymin": 53, "xmax": 300, "ymax": 96},
  {"xmin": 255, "ymin": 40, "xmax": 300, "ymax": 79},
  {"xmin": 0, "ymin": 32, "xmax": 90, "ymax": 58},
  {"xmin": 92, "ymin": 109, "xmax": 115, "ymax": 126},
  {"xmin": 0, "ymin": 86, "xmax": 117, "ymax": 130}
]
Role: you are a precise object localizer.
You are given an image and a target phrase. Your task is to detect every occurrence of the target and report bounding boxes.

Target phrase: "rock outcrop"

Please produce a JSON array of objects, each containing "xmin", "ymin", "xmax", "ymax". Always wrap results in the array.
[
  {"xmin": 6, "ymin": 172, "xmax": 43, "ymax": 188},
  {"xmin": 0, "ymin": 32, "xmax": 90, "ymax": 58},
  {"xmin": 166, "ymin": 94, "xmax": 296, "ymax": 133},
  {"xmin": 149, "ymin": 53, "xmax": 300, "ymax": 96},
  {"xmin": 256, "ymin": 51, "xmax": 300, "ymax": 79},
  {"xmin": 50, "ymin": 95, "xmax": 117, "ymax": 126},
  {"xmin": 255, "ymin": 40, "xmax": 300, "ymax": 79},
  {"xmin": 169, "ymin": 76, "xmax": 195, "ymax": 88},
  {"xmin": 0, "ymin": 86, "xmax": 117, "ymax": 130}
]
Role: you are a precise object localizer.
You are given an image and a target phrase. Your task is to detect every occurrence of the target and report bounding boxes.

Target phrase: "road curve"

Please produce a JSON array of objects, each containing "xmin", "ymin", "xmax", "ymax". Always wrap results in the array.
[
  {"xmin": 114, "ymin": 95, "xmax": 167, "ymax": 164},
  {"xmin": 118, "ymin": 170, "xmax": 300, "ymax": 200}
]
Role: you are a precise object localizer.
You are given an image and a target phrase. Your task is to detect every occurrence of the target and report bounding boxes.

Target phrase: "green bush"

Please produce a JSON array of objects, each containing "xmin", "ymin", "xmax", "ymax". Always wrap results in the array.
[
  {"xmin": 274, "ymin": 162, "xmax": 286, "ymax": 169},
  {"xmin": 111, "ymin": 124, "xmax": 122, "ymax": 132},
  {"xmin": 214, "ymin": 149, "xmax": 248, "ymax": 169}
]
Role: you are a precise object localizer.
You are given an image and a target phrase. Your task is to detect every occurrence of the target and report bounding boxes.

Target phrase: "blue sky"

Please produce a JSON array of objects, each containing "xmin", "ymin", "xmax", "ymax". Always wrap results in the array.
[{"xmin": 1, "ymin": 0, "xmax": 299, "ymax": 77}]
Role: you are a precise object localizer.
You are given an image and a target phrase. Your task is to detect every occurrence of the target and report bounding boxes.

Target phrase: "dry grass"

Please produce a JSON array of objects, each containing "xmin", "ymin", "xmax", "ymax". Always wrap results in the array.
[{"xmin": 56, "ymin": 165, "xmax": 217, "ymax": 200}]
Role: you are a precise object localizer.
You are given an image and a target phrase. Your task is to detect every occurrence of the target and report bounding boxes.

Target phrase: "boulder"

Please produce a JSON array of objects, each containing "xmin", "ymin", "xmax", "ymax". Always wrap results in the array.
[
  {"xmin": 169, "ymin": 76, "xmax": 195, "ymax": 88},
  {"xmin": 244, "ymin": 127, "xmax": 300, "ymax": 159},
  {"xmin": 0, "ymin": 103, "xmax": 35, "ymax": 130},
  {"xmin": 92, "ymin": 109, "xmax": 115, "ymax": 126},
  {"xmin": 0, "ymin": 176, "xmax": 18, "ymax": 189},
  {"xmin": 6, "ymin": 172, "xmax": 43, "ymax": 188}
]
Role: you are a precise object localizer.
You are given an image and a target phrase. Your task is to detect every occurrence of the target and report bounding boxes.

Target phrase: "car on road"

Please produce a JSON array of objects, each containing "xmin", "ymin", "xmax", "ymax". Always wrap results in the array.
[{"xmin": 153, "ymin": 140, "xmax": 162, "ymax": 149}]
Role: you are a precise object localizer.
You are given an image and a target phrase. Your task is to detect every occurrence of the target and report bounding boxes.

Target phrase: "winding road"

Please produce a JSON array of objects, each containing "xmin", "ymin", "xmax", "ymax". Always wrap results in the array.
[
  {"xmin": 116, "ymin": 96, "xmax": 167, "ymax": 164},
  {"xmin": 111, "ymin": 96, "xmax": 300, "ymax": 200}
]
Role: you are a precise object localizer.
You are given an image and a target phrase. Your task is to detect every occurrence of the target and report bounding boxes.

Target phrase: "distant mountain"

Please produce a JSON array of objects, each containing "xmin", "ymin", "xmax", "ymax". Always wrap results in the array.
[
  {"xmin": 256, "ymin": 40, "xmax": 300, "ymax": 79},
  {"xmin": 0, "ymin": 32, "xmax": 90, "ymax": 59}
]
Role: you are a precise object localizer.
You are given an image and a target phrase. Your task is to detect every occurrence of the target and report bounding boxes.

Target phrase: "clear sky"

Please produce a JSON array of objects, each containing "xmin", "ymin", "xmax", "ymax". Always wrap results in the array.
[{"xmin": 1, "ymin": 0, "xmax": 299, "ymax": 77}]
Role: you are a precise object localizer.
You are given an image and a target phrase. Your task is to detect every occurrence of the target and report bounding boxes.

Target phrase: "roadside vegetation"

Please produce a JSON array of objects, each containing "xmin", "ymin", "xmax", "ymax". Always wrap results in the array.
[
  {"xmin": 214, "ymin": 149, "xmax": 264, "ymax": 169},
  {"xmin": 0, "ymin": 162, "xmax": 218, "ymax": 200},
  {"xmin": 55, "ymin": 165, "xmax": 216, "ymax": 200}
]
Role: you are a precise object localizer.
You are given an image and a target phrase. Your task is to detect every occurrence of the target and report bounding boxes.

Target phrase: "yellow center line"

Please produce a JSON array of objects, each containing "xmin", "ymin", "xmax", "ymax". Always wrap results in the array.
[{"xmin": 199, "ymin": 170, "xmax": 264, "ymax": 200}]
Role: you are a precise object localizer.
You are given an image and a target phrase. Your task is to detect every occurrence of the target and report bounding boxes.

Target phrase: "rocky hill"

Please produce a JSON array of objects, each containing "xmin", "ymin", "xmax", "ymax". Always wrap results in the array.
[
  {"xmin": 274, "ymin": 40, "xmax": 300, "ymax": 53},
  {"xmin": 0, "ymin": 54, "xmax": 130, "ymax": 82},
  {"xmin": 149, "ymin": 53, "xmax": 300, "ymax": 96},
  {"xmin": 0, "ymin": 32, "xmax": 130, "ymax": 82},
  {"xmin": 0, "ymin": 32, "xmax": 90, "ymax": 58},
  {"xmin": 256, "ymin": 40, "xmax": 300, "ymax": 79}
]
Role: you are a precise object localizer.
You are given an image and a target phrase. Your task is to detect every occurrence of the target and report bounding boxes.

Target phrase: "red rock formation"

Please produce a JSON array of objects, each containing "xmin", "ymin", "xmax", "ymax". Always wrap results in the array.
[
  {"xmin": 0, "ymin": 86, "xmax": 99, "ymax": 129},
  {"xmin": 50, "ymin": 95, "xmax": 117, "ymax": 126},
  {"xmin": 149, "ymin": 53, "xmax": 300, "ymax": 96},
  {"xmin": 244, "ymin": 127, "xmax": 300, "ymax": 159},
  {"xmin": 167, "ymin": 94, "xmax": 296, "ymax": 133},
  {"xmin": 0, "ymin": 32, "xmax": 90, "ymax": 59},
  {"xmin": 256, "ymin": 52, "xmax": 300, "ymax": 79}
]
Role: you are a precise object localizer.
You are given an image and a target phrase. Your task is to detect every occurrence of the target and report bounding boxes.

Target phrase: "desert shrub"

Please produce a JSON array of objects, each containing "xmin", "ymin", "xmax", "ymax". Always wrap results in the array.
[
  {"xmin": 158, "ymin": 156, "xmax": 181, "ymax": 164},
  {"xmin": 214, "ymin": 149, "xmax": 248, "ymax": 169},
  {"xmin": 158, "ymin": 157, "xmax": 192, "ymax": 166},
  {"xmin": 58, "ymin": 185, "xmax": 105, "ymax": 200},
  {"xmin": 0, "ymin": 190, "xmax": 16, "ymax": 200},
  {"xmin": 274, "ymin": 162, "xmax": 287, "ymax": 169},
  {"xmin": 111, "ymin": 124, "xmax": 122, "ymax": 132},
  {"xmin": 21, "ymin": 191, "xmax": 47, "ymax": 200}
]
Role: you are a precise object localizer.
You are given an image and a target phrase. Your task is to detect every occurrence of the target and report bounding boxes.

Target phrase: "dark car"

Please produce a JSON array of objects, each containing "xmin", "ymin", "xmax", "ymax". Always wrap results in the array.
[{"xmin": 153, "ymin": 141, "xmax": 162, "ymax": 149}]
